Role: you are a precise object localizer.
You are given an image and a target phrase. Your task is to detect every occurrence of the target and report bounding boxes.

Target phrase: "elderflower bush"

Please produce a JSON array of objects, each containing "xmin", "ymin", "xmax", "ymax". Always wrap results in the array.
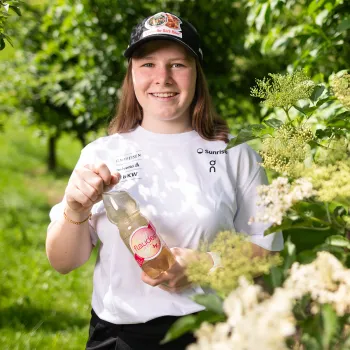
[
  {"xmin": 241, "ymin": 70, "xmax": 350, "ymax": 239},
  {"xmin": 188, "ymin": 252, "xmax": 350, "ymax": 350},
  {"xmin": 163, "ymin": 70, "xmax": 350, "ymax": 349}
]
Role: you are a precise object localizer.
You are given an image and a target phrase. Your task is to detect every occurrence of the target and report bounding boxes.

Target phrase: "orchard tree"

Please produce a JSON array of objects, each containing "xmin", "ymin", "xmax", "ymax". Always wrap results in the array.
[
  {"xmin": 1, "ymin": 1, "xmax": 113, "ymax": 170},
  {"xmin": 244, "ymin": 0, "xmax": 350, "ymax": 80}
]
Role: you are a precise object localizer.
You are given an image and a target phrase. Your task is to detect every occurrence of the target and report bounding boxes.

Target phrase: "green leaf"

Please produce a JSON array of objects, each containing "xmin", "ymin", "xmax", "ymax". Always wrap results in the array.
[
  {"xmin": 337, "ymin": 17, "xmax": 350, "ymax": 32},
  {"xmin": 0, "ymin": 37, "xmax": 5, "ymax": 50},
  {"xmin": 161, "ymin": 310, "xmax": 226, "ymax": 344},
  {"xmin": 191, "ymin": 294, "xmax": 224, "ymax": 314},
  {"xmin": 246, "ymin": 124, "xmax": 266, "ymax": 132},
  {"xmin": 160, "ymin": 314, "xmax": 197, "ymax": 344},
  {"xmin": 293, "ymin": 104, "xmax": 318, "ymax": 117},
  {"xmin": 226, "ymin": 131, "xmax": 255, "ymax": 148},
  {"xmin": 316, "ymin": 96, "xmax": 332, "ymax": 107},
  {"xmin": 308, "ymin": 0, "xmax": 327, "ymax": 15},
  {"xmin": 9, "ymin": 6, "xmax": 21, "ymax": 16},
  {"xmin": 247, "ymin": 2, "xmax": 262, "ymax": 27},
  {"xmin": 331, "ymin": 204, "xmax": 350, "ymax": 226},
  {"xmin": 267, "ymin": 266, "xmax": 283, "ymax": 289},
  {"xmin": 327, "ymin": 111, "xmax": 350, "ymax": 128},
  {"xmin": 293, "ymin": 294, "xmax": 312, "ymax": 320},
  {"xmin": 255, "ymin": 3, "xmax": 269, "ymax": 32},
  {"xmin": 310, "ymin": 85, "xmax": 325, "ymax": 102},
  {"xmin": 328, "ymin": 111, "xmax": 350, "ymax": 121},
  {"xmin": 3, "ymin": 33, "xmax": 13, "ymax": 47},
  {"xmin": 315, "ymin": 127, "xmax": 348, "ymax": 139},
  {"xmin": 226, "ymin": 126, "xmax": 264, "ymax": 148},
  {"xmin": 263, "ymin": 118, "xmax": 283, "ymax": 128},
  {"xmin": 264, "ymin": 219, "xmax": 294, "ymax": 235},
  {"xmin": 264, "ymin": 3, "xmax": 271, "ymax": 27},
  {"xmin": 263, "ymin": 213, "xmax": 325, "ymax": 235},
  {"xmin": 321, "ymin": 304, "xmax": 339, "ymax": 349},
  {"xmin": 301, "ymin": 333, "xmax": 322, "ymax": 350},
  {"xmin": 298, "ymin": 250, "xmax": 317, "ymax": 264},
  {"xmin": 325, "ymin": 235, "xmax": 350, "ymax": 249},
  {"xmin": 315, "ymin": 128, "xmax": 332, "ymax": 139},
  {"xmin": 315, "ymin": 9, "xmax": 329, "ymax": 27},
  {"xmin": 333, "ymin": 206, "xmax": 347, "ymax": 217},
  {"xmin": 282, "ymin": 237, "xmax": 296, "ymax": 271}
]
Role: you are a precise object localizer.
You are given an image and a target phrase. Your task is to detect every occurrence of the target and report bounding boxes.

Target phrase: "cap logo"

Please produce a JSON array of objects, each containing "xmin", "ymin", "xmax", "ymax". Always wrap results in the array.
[{"xmin": 143, "ymin": 12, "xmax": 182, "ymax": 39}]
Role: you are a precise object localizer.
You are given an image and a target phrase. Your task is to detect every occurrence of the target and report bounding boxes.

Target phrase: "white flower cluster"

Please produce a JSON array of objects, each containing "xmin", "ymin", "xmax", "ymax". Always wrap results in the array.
[
  {"xmin": 188, "ymin": 277, "xmax": 295, "ymax": 350},
  {"xmin": 188, "ymin": 252, "xmax": 350, "ymax": 350},
  {"xmin": 249, "ymin": 177, "xmax": 315, "ymax": 226},
  {"xmin": 284, "ymin": 251, "xmax": 350, "ymax": 316}
]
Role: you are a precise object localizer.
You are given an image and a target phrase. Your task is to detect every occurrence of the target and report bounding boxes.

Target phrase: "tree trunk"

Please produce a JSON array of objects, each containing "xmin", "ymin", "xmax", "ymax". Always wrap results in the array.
[{"xmin": 48, "ymin": 135, "xmax": 57, "ymax": 171}]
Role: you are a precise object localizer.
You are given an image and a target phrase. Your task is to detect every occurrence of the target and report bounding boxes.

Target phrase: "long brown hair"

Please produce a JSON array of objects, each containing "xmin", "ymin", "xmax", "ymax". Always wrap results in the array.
[{"xmin": 108, "ymin": 57, "xmax": 229, "ymax": 143}]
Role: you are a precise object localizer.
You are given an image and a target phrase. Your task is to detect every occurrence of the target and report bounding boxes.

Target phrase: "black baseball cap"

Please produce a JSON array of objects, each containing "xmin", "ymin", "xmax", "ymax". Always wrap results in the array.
[{"xmin": 124, "ymin": 12, "xmax": 203, "ymax": 63}]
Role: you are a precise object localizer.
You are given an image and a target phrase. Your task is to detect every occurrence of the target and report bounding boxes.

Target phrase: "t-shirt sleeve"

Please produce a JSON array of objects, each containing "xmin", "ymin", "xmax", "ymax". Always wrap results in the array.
[
  {"xmin": 233, "ymin": 144, "xmax": 284, "ymax": 251},
  {"xmin": 48, "ymin": 144, "xmax": 99, "ymax": 246}
]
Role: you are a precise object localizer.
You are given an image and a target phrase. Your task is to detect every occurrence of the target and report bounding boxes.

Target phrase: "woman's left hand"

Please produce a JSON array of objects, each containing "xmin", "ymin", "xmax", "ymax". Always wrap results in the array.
[{"xmin": 141, "ymin": 247, "xmax": 213, "ymax": 293}]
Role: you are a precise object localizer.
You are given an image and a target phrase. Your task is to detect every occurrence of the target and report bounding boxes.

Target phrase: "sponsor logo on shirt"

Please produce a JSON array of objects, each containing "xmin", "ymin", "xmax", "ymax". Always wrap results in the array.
[
  {"xmin": 209, "ymin": 160, "xmax": 216, "ymax": 173},
  {"xmin": 116, "ymin": 151, "xmax": 142, "ymax": 182},
  {"xmin": 197, "ymin": 148, "xmax": 227, "ymax": 155}
]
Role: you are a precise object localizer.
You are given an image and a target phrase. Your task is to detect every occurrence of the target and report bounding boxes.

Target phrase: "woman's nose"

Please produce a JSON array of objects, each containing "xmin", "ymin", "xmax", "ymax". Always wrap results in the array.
[{"xmin": 154, "ymin": 66, "xmax": 172, "ymax": 85}]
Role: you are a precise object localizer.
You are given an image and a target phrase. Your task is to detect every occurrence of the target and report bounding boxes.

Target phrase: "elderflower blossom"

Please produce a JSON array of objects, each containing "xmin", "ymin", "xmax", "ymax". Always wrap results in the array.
[
  {"xmin": 303, "ymin": 160, "xmax": 350, "ymax": 206},
  {"xmin": 249, "ymin": 177, "xmax": 315, "ymax": 226},
  {"xmin": 187, "ymin": 322, "xmax": 233, "ymax": 350},
  {"xmin": 186, "ymin": 232, "xmax": 281, "ymax": 297},
  {"xmin": 223, "ymin": 276, "xmax": 264, "ymax": 327},
  {"xmin": 250, "ymin": 70, "xmax": 315, "ymax": 108},
  {"xmin": 315, "ymin": 137, "xmax": 350, "ymax": 165},
  {"xmin": 188, "ymin": 278, "xmax": 295, "ymax": 350},
  {"xmin": 228, "ymin": 288, "xmax": 295, "ymax": 350},
  {"xmin": 284, "ymin": 251, "xmax": 350, "ymax": 316},
  {"xmin": 330, "ymin": 71, "xmax": 350, "ymax": 109},
  {"xmin": 260, "ymin": 124, "xmax": 313, "ymax": 176}
]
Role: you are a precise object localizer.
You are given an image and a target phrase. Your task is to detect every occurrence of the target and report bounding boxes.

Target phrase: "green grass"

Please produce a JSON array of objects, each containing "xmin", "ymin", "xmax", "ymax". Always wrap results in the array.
[{"xmin": 0, "ymin": 117, "xmax": 96, "ymax": 349}]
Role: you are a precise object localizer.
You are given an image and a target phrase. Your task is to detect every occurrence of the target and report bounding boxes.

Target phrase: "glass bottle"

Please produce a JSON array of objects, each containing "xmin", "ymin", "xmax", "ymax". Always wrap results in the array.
[{"xmin": 102, "ymin": 190, "xmax": 176, "ymax": 278}]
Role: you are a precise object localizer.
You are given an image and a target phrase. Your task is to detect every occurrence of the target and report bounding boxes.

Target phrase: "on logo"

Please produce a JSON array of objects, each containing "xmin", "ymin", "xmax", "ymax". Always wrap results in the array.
[
  {"xmin": 209, "ymin": 160, "xmax": 216, "ymax": 173},
  {"xmin": 197, "ymin": 148, "xmax": 204, "ymax": 154}
]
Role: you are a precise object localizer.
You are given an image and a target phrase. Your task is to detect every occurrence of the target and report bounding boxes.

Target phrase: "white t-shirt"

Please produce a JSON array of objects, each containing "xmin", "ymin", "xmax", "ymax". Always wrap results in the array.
[{"xmin": 49, "ymin": 126, "xmax": 284, "ymax": 324}]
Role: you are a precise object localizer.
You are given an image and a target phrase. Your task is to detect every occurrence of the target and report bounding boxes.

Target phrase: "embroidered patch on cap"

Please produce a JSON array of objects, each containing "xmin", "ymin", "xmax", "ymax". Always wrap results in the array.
[{"xmin": 143, "ymin": 12, "xmax": 183, "ymax": 39}]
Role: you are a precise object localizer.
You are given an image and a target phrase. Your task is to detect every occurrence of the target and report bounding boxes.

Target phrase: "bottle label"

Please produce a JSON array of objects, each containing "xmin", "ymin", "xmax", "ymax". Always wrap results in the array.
[{"xmin": 130, "ymin": 221, "xmax": 162, "ymax": 267}]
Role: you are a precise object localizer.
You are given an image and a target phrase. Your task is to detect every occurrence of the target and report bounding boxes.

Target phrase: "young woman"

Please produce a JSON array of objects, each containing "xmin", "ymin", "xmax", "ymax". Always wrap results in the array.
[{"xmin": 46, "ymin": 12, "xmax": 284, "ymax": 350}]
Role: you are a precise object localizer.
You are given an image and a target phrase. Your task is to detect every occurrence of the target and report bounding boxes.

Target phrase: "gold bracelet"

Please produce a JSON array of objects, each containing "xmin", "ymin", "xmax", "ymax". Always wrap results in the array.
[{"xmin": 63, "ymin": 210, "xmax": 92, "ymax": 225}]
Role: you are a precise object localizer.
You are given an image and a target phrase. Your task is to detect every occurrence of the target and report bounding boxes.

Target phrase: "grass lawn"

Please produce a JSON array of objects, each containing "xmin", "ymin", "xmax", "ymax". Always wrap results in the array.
[{"xmin": 0, "ymin": 117, "xmax": 97, "ymax": 349}]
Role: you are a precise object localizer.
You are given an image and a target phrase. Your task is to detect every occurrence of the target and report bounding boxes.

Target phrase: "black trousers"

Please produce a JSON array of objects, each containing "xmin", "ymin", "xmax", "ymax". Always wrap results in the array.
[{"xmin": 86, "ymin": 309, "xmax": 197, "ymax": 350}]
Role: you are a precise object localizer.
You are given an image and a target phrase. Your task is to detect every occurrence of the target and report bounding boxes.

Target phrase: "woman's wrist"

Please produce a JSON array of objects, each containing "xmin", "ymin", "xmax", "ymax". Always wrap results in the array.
[{"xmin": 64, "ymin": 205, "xmax": 92, "ymax": 224}]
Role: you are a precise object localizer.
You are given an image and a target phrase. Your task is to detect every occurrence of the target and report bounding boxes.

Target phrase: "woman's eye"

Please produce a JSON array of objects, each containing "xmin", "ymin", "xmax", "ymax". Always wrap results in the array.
[
  {"xmin": 172, "ymin": 63, "xmax": 184, "ymax": 68},
  {"xmin": 142, "ymin": 63, "xmax": 153, "ymax": 67}
]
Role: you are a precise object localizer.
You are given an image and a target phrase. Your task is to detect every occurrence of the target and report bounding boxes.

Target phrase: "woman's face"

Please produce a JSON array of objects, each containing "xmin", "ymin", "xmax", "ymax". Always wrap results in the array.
[{"xmin": 131, "ymin": 40, "xmax": 197, "ymax": 131}]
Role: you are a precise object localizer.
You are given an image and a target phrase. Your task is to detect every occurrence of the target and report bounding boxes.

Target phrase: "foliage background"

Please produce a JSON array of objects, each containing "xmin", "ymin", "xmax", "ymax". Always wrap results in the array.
[{"xmin": 0, "ymin": 0, "xmax": 349, "ymax": 349}]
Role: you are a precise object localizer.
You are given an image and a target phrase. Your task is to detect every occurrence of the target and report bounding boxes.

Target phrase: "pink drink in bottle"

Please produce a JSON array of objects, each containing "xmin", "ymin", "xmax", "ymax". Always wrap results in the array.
[{"xmin": 102, "ymin": 190, "xmax": 176, "ymax": 278}]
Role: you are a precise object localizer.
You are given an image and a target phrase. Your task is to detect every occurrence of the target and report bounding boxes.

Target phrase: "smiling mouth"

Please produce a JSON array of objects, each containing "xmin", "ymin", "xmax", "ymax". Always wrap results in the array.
[{"xmin": 149, "ymin": 92, "xmax": 179, "ymax": 99}]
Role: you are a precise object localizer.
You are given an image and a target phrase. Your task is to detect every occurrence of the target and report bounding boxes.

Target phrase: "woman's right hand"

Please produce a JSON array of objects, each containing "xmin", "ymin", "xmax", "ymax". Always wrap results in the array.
[{"xmin": 65, "ymin": 163, "xmax": 120, "ymax": 214}]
